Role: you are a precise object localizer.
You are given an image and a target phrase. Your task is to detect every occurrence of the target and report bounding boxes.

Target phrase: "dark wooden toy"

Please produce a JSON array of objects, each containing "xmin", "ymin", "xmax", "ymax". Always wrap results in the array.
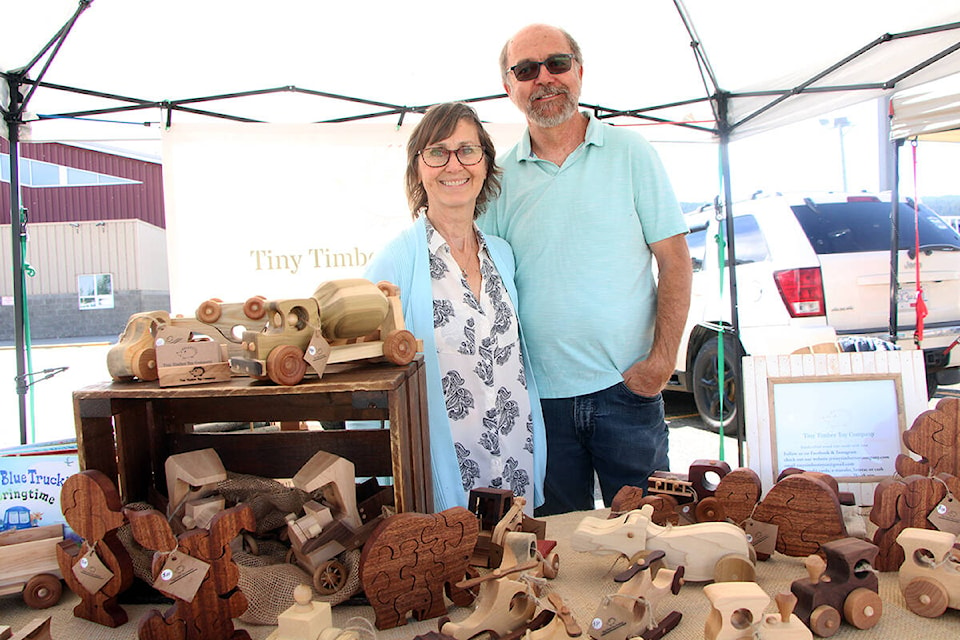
[
  {"xmin": 750, "ymin": 472, "xmax": 847, "ymax": 557},
  {"xmin": 896, "ymin": 397, "xmax": 960, "ymax": 478},
  {"xmin": 56, "ymin": 469, "xmax": 134, "ymax": 627},
  {"xmin": 610, "ymin": 459, "xmax": 731, "ymax": 525},
  {"xmin": 870, "ymin": 472, "xmax": 960, "ymax": 571},
  {"xmin": 124, "ymin": 503, "xmax": 256, "ymax": 640},
  {"xmin": 359, "ymin": 507, "xmax": 479, "ymax": 630},
  {"xmin": 790, "ymin": 538, "xmax": 882, "ymax": 637}
]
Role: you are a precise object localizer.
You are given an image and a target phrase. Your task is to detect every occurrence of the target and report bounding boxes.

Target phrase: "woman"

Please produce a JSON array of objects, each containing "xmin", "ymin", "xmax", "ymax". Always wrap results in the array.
[{"xmin": 365, "ymin": 102, "xmax": 546, "ymax": 514}]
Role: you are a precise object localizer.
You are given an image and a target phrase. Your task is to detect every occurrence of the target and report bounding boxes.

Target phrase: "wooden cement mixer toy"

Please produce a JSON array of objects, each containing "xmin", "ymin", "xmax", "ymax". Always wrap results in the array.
[
  {"xmin": 439, "ymin": 531, "xmax": 543, "ymax": 640},
  {"xmin": 704, "ymin": 582, "xmax": 812, "ymax": 640},
  {"xmin": 229, "ymin": 278, "xmax": 420, "ymax": 385},
  {"xmin": 571, "ymin": 504, "xmax": 755, "ymax": 582},
  {"xmin": 588, "ymin": 550, "xmax": 683, "ymax": 640},
  {"xmin": 896, "ymin": 527, "xmax": 960, "ymax": 618}
]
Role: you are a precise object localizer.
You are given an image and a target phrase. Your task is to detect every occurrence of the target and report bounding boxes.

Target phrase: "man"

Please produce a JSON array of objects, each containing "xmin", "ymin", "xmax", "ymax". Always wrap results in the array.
[{"xmin": 478, "ymin": 24, "xmax": 693, "ymax": 515}]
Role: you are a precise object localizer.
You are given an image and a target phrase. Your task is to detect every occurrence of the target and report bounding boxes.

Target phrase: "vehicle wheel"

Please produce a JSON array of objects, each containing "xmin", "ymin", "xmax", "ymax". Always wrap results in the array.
[
  {"xmin": 267, "ymin": 345, "xmax": 307, "ymax": 385},
  {"xmin": 313, "ymin": 559, "xmax": 347, "ymax": 595},
  {"xmin": 132, "ymin": 347, "xmax": 158, "ymax": 381},
  {"xmin": 903, "ymin": 576, "xmax": 948, "ymax": 617},
  {"xmin": 694, "ymin": 496, "xmax": 724, "ymax": 522},
  {"xmin": 844, "ymin": 587, "xmax": 882, "ymax": 629},
  {"xmin": 23, "ymin": 574, "xmax": 62, "ymax": 609},
  {"xmin": 692, "ymin": 335, "xmax": 740, "ymax": 433},
  {"xmin": 541, "ymin": 551, "xmax": 560, "ymax": 579},
  {"xmin": 243, "ymin": 296, "xmax": 268, "ymax": 320},
  {"xmin": 383, "ymin": 329, "xmax": 417, "ymax": 365},
  {"xmin": 713, "ymin": 554, "xmax": 755, "ymax": 583},
  {"xmin": 809, "ymin": 604, "xmax": 841, "ymax": 637},
  {"xmin": 196, "ymin": 298, "xmax": 223, "ymax": 323}
]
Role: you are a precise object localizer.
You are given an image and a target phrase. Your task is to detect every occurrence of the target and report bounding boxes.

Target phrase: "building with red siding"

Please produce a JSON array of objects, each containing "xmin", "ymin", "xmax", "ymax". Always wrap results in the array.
[{"xmin": 1, "ymin": 140, "xmax": 169, "ymax": 341}]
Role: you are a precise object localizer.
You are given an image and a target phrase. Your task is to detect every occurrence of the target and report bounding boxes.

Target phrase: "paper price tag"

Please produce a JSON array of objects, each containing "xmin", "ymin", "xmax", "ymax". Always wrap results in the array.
[
  {"xmin": 305, "ymin": 330, "xmax": 331, "ymax": 377},
  {"xmin": 72, "ymin": 544, "xmax": 114, "ymax": 594},
  {"xmin": 153, "ymin": 551, "xmax": 210, "ymax": 602},
  {"xmin": 743, "ymin": 518, "xmax": 778, "ymax": 557},
  {"xmin": 928, "ymin": 493, "xmax": 960, "ymax": 535},
  {"xmin": 677, "ymin": 503, "xmax": 697, "ymax": 525}
]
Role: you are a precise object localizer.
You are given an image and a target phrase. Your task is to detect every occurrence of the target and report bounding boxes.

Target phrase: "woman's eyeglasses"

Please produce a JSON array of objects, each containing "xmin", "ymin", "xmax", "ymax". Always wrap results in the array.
[
  {"xmin": 418, "ymin": 145, "xmax": 484, "ymax": 168},
  {"xmin": 508, "ymin": 54, "xmax": 575, "ymax": 82}
]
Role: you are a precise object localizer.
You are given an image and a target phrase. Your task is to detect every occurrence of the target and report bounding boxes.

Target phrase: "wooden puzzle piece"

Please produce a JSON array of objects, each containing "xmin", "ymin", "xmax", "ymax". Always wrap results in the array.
[
  {"xmin": 56, "ymin": 470, "xmax": 133, "ymax": 627},
  {"xmin": 751, "ymin": 473, "xmax": 846, "ymax": 557},
  {"xmin": 359, "ymin": 507, "xmax": 478, "ymax": 630},
  {"xmin": 125, "ymin": 503, "xmax": 255, "ymax": 640},
  {"xmin": 896, "ymin": 397, "xmax": 960, "ymax": 478},
  {"xmin": 713, "ymin": 467, "xmax": 763, "ymax": 525}
]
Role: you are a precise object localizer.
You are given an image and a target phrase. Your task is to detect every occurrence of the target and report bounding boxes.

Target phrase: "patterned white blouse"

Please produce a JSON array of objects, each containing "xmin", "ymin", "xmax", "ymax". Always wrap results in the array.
[{"xmin": 424, "ymin": 216, "xmax": 535, "ymax": 507}]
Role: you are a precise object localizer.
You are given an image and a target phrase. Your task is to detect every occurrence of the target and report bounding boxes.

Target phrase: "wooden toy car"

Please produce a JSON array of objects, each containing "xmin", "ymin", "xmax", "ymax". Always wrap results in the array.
[
  {"xmin": 286, "ymin": 451, "xmax": 392, "ymax": 596},
  {"xmin": 896, "ymin": 527, "xmax": 960, "ymax": 618},
  {"xmin": 106, "ymin": 310, "xmax": 170, "ymax": 381},
  {"xmin": 571, "ymin": 504, "xmax": 755, "ymax": 583},
  {"xmin": 230, "ymin": 278, "xmax": 420, "ymax": 385},
  {"xmin": 704, "ymin": 582, "xmax": 812, "ymax": 640},
  {"xmin": 588, "ymin": 550, "xmax": 683, "ymax": 640},
  {"xmin": 612, "ymin": 459, "xmax": 731, "ymax": 525},
  {"xmin": 0, "ymin": 522, "xmax": 64, "ymax": 609},
  {"xmin": 790, "ymin": 538, "xmax": 882, "ymax": 637}
]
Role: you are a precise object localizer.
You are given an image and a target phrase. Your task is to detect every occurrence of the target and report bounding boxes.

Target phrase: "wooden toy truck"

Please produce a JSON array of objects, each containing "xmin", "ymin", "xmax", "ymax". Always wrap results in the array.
[
  {"xmin": 790, "ymin": 538, "xmax": 882, "ymax": 637},
  {"xmin": 896, "ymin": 527, "xmax": 960, "ymax": 618},
  {"xmin": 230, "ymin": 279, "xmax": 419, "ymax": 385},
  {"xmin": 0, "ymin": 522, "xmax": 64, "ymax": 609}
]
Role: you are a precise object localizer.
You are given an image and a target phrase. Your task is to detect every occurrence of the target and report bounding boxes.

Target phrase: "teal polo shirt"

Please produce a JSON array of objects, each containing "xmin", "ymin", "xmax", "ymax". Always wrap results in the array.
[{"xmin": 479, "ymin": 113, "xmax": 686, "ymax": 398}]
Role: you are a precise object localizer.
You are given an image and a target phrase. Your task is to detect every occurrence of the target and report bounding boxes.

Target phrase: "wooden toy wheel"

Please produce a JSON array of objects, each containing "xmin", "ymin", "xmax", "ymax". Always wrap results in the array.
[
  {"xmin": 713, "ymin": 554, "xmax": 755, "ymax": 583},
  {"xmin": 243, "ymin": 295, "xmax": 267, "ymax": 320},
  {"xmin": 22, "ymin": 574, "xmax": 62, "ymax": 609},
  {"xmin": 844, "ymin": 587, "xmax": 882, "ymax": 629},
  {"xmin": 132, "ymin": 347, "xmax": 158, "ymax": 381},
  {"xmin": 903, "ymin": 576, "xmax": 949, "ymax": 618},
  {"xmin": 197, "ymin": 298, "xmax": 223, "ymax": 323},
  {"xmin": 540, "ymin": 551, "xmax": 560, "ymax": 579},
  {"xmin": 809, "ymin": 604, "xmax": 841, "ymax": 637},
  {"xmin": 267, "ymin": 345, "xmax": 307, "ymax": 385},
  {"xmin": 383, "ymin": 329, "xmax": 417, "ymax": 365},
  {"xmin": 313, "ymin": 559, "xmax": 347, "ymax": 595},
  {"xmin": 695, "ymin": 496, "xmax": 724, "ymax": 522}
]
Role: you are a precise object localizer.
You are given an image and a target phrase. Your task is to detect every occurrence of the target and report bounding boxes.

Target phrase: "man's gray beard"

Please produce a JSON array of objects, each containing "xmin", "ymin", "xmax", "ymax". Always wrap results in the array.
[{"xmin": 527, "ymin": 94, "xmax": 579, "ymax": 128}]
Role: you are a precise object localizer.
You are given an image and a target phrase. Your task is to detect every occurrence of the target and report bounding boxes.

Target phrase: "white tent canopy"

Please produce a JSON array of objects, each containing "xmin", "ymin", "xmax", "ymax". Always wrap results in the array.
[
  {"xmin": 891, "ymin": 72, "xmax": 960, "ymax": 141},
  {"xmin": 3, "ymin": 0, "xmax": 960, "ymax": 146}
]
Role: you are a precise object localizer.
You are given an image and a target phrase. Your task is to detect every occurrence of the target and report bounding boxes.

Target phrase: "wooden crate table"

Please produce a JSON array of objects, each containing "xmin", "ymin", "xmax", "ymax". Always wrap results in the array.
[{"xmin": 72, "ymin": 356, "xmax": 431, "ymax": 513}]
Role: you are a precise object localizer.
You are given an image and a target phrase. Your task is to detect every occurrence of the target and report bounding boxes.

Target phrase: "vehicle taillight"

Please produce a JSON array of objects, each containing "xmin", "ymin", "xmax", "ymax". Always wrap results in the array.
[{"xmin": 773, "ymin": 267, "xmax": 826, "ymax": 318}]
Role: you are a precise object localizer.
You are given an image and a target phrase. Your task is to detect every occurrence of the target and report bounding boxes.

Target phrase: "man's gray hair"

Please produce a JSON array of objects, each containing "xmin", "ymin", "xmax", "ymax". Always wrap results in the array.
[{"xmin": 499, "ymin": 25, "xmax": 583, "ymax": 83}]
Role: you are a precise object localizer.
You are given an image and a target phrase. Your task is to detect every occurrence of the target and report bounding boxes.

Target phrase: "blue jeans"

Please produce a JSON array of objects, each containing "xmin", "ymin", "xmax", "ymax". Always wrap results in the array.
[{"xmin": 534, "ymin": 382, "xmax": 669, "ymax": 516}]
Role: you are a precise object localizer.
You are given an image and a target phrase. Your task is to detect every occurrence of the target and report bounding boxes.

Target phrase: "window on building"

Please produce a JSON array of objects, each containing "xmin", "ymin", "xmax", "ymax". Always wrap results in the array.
[
  {"xmin": 78, "ymin": 273, "xmax": 114, "ymax": 310},
  {"xmin": 0, "ymin": 153, "xmax": 140, "ymax": 187}
]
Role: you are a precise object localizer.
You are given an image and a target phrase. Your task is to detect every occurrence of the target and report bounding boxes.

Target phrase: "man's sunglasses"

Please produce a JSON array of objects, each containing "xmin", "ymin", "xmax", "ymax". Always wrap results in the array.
[{"xmin": 508, "ymin": 54, "xmax": 575, "ymax": 82}]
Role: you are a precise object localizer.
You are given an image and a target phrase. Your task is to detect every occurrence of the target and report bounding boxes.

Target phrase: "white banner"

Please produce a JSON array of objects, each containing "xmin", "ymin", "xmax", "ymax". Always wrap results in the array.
[{"xmin": 161, "ymin": 121, "xmax": 523, "ymax": 315}]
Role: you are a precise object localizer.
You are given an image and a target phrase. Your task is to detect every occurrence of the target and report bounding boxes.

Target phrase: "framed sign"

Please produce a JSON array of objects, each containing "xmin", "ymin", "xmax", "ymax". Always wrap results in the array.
[
  {"xmin": 742, "ymin": 350, "xmax": 927, "ymax": 505},
  {"xmin": 768, "ymin": 374, "xmax": 905, "ymax": 481}
]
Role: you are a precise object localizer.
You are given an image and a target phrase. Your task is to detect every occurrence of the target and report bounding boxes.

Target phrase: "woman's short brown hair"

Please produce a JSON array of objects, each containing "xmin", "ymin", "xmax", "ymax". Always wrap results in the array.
[{"xmin": 405, "ymin": 102, "xmax": 501, "ymax": 220}]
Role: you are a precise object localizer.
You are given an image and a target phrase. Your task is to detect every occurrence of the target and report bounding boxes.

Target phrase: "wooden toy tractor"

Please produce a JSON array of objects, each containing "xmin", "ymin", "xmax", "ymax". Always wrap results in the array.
[{"xmin": 230, "ymin": 278, "xmax": 419, "ymax": 385}]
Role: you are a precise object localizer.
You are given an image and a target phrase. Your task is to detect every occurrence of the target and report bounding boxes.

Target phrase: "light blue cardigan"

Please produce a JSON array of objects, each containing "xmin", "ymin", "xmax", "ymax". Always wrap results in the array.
[{"xmin": 364, "ymin": 215, "xmax": 546, "ymax": 512}]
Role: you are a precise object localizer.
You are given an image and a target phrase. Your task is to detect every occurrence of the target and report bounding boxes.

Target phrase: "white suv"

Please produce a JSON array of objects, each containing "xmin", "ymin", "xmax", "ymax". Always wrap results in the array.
[{"xmin": 673, "ymin": 192, "xmax": 960, "ymax": 431}]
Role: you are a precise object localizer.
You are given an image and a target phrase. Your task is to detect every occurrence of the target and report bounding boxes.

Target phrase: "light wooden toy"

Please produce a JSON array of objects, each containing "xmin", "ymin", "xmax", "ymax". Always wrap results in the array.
[
  {"xmin": 896, "ymin": 527, "xmax": 960, "ymax": 618},
  {"xmin": 0, "ymin": 523, "xmax": 64, "ymax": 610},
  {"xmin": 790, "ymin": 537, "xmax": 882, "ymax": 637},
  {"xmin": 264, "ymin": 584, "xmax": 334, "ymax": 640},
  {"xmin": 704, "ymin": 582, "xmax": 812, "ymax": 640},
  {"xmin": 571, "ymin": 504, "xmax": 755, "ymax": 582},
  {"xmin": 0, "ymin": 618, "xmax": 53, "ymax": 640},
  {"xmin": 439, "ymin": 531, "xmax": 541, "ymax": 640},
  {"xmin": 229, "ymin": 278, "xmax": 421, "ymax": 385},
  {"xmin": 588, "ymin": 550, "xmax": 683, "ymax": 640},
  {"xmin": 164, "ymin": 448, "xmax": 227, "ymax": 520}
]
